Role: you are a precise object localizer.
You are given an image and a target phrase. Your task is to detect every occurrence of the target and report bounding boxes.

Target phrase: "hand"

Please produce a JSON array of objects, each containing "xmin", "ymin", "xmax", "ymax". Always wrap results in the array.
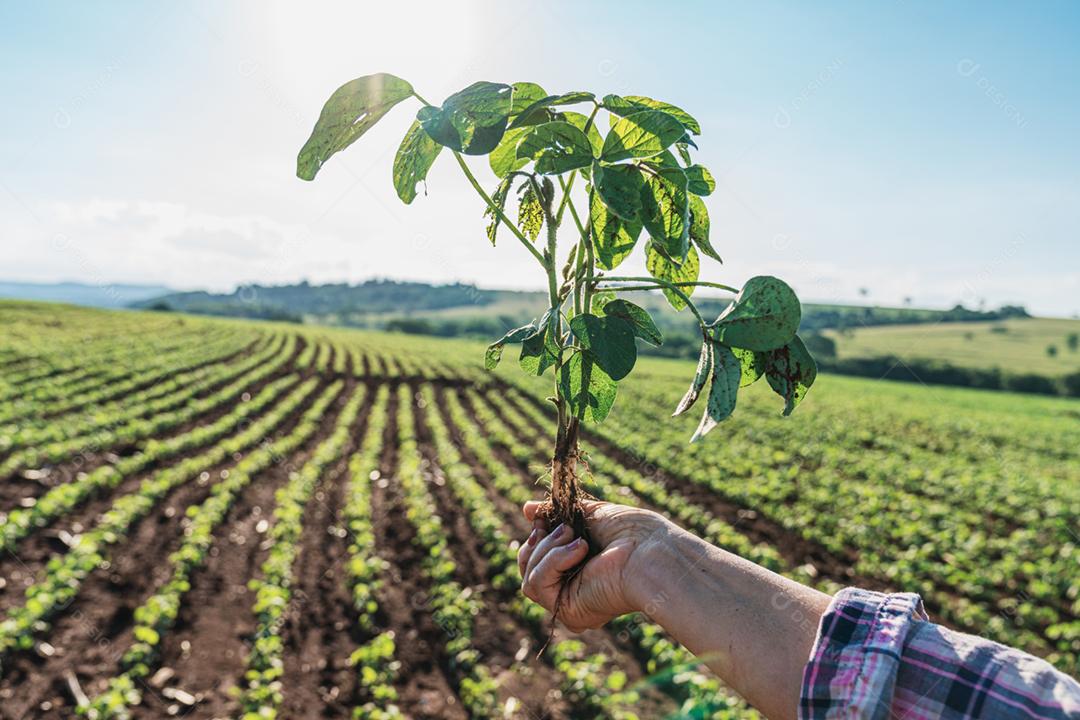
[{"xmin": 517, "ymin": 500, "xmax": 674, "ymax": 633}]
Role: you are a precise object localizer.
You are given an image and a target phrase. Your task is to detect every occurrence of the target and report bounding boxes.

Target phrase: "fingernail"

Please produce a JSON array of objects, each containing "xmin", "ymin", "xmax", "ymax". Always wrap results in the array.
[
  {"xmin": 526, "ymin": 528, "xmax": 540, "ymax": 546},
  {"xmin": 552, "ymin": 523, "xmax": 567, "ymax": 538},
  {"xmin": 569, "ymin": 538, "xmax": 585, "ymax": 550}
]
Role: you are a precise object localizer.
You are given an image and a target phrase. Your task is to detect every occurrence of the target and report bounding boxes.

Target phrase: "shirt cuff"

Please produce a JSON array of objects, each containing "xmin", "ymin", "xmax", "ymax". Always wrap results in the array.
[{"xmin": 799, "ymin": 587, "xmax": 929, "ymax": 720}]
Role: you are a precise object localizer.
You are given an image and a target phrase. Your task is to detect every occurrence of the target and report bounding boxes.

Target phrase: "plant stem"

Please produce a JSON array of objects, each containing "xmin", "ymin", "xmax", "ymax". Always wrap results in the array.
[
  {"xmin": 601, "ymin": 276, "xmax": 740, "ymax": 293},
  {"xmin": 598, "ymin": 280, "xmax": 708, "ymax": 328},
  {"xmin": 540, "ymin": 182, "xmax": 567, "ymax": 436},
  {"xmin": 582, "ymin": 187, "xmax": 597, "ymax": 314},
  {"xmin": 451, "ymin": 151, "xmax": 547, "ymax": 268}
]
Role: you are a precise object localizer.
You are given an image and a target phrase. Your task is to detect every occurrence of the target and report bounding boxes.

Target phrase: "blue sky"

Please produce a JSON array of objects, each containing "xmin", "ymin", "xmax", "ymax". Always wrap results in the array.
[{"xmin": 2, "ymin": 1, "xmax": 1078, "ymax": 315}]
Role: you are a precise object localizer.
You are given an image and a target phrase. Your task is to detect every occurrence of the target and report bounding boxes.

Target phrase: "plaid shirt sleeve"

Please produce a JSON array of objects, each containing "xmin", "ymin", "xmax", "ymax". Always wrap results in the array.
[{"xmin": 799, "ymin": 588, "xmax": 1080, "ymax": 719}]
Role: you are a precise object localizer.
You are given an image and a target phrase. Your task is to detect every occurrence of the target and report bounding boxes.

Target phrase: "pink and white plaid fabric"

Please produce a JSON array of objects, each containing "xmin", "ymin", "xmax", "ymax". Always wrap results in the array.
[{"xmin": 800, "ymin": 588, "xmax": 1080, "ymax": 719}]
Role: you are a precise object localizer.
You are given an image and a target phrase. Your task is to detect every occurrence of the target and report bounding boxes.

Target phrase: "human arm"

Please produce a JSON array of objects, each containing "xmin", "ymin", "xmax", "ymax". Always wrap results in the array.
[
  {"xmin": 518, "ymin": 500, "xmax": 1080, "ymax": 720},
  {"xmin": 517, "ymin": 500, "xmax": 831, "ymax": 720}
]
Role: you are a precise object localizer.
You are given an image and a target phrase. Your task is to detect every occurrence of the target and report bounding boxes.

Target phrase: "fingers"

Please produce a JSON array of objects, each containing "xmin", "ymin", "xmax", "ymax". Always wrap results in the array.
[
  {"xmin": 538, "ymin": 537, "xmax": 589, "ymax": 575},
  {"xmin": 517, "ymin": 525, "xmax": 543, "ymax": 579},
  {"xmin": 521, "ymin": 534, "xmax": 589, "ymax": 607},
  {"xmin": 525, "ymin": 522, "xmax": 573, "ymax": 580},
  {"xmin": 522, "ymin": 501, "xmax": 544, "ymax": 523}
]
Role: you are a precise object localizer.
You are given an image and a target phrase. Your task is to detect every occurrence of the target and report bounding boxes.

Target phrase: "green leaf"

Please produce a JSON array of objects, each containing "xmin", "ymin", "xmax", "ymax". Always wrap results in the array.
[
  {"xmin": 486, "ymin": 325, "xmax": 535, "ymax": 371},
  {"xmin": 590, "ymin": 290, "xmax": 617, "ymax": 315},
  {"xmin": 602, "ymin": 94, "xmax": 701, "ymax": 135},
  {"xmin": 673, "ymin": 341, "xmax": 712, "ymax": 416},
  {"xmin": 569, "ymin": 313, "xmax": 637, "ymax": 381},
  {"xmin": 519, "ymin": 330, "xmax": 556, "ymax": 376},
  {"xmin": 601, "ymin": 299, "xmax": 662, "ymax": 346},
  {"xmin": 640, "ymin": 167, "xmax": 690, "ymax": 258},
  {"xmin": 763, "ymin": 335, "xmax": 817, "ymax": 415},
  {"xmin": 685, "ymin": 165, "xmax": 715, "ymax": 196},
  {"xmin": 559, "ymin": 352, "xmax": 617, "ymax": 423},
  {"xmin": 591, "ymin": 192, "xmax": 642, "ymax": 270},
  {"xmin": 688, "ymin": 195, "xmax": 722, "ymax": 263},
  {"xmin": 298, "ymin": 73, "xmax": 415, "ymax": 180},
  {"xmin": 508, "ymin": 91, "xmax": 597, "ymax": 129},
  {"xmin": 520, "ymin": 311, "xmax": 559, "ymax": 376},
  {"xmin": 517, "ymin": 183, "xmax": 544, "ymax": 242},
  {"xmin": 510, "ymin": 82, "xmax": 548, "ymax": 116},
  {"xmin": 133, "ymin": 625, "xmax": 160, "ymax": 646},
  {"xmin": 488, "ymin": 127, "xmax": 530, "ymax": 177},
  {"xmin": 691, "ymin": 344, "xmax": 741, "ymax": 442},
  {"xmin": 712, "ymin": 276, "xmax": 801, "ymax": 351},
  {"xmin": 417, "ymin": 81, "xmax": 512, "ymax": 155},
  {"xmin": 594, "ymin": 163, "xmax": 644, "ymax": 221},
  {"xmin": 639, "ymin": 148, "xmax": 682, "ymax": 172},
  {"xmin": 601, "ymin": 110, "xmax": 687, "ymax": 162},
  {"xmin": 645, "ymin": 241, "xmax": 699, "ymax": 311},
  {"xmin": 393, "ymin": 121, "xmax": 443, "ymax": 204},
  {"xmin": 732, "ymin": 346, "xmax": 766, "ymax": 387},
  {"xmin": 484, "ymin": 178, "xmax": 512, "ymax": 245},
  {"xmin": 516, "ymin": 121, "xmax": 594, "ymax": 175},
  {"xmin": 561, "ymin": 111, "xmax": 604, "ymax": 157},
  {"xmin": 675, "ymin": 142, "xmax": 693, "ymax": 166}
]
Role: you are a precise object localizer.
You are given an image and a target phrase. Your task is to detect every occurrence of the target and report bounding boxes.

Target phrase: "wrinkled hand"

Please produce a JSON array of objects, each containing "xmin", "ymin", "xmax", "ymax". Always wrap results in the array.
[{"xmin": 517, "ymin": 500, "xmax": 673, "ymax": 633}]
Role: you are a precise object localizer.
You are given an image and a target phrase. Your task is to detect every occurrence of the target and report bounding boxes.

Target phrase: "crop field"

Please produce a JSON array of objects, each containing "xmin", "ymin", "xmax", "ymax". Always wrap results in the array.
[
  {"xmin": 827, "ymin": 316, "xmax": 1080, "ymax": 376},
  {"xmin": 0, "ymin": 299, "xmax": 1077, "ymax": 719}
]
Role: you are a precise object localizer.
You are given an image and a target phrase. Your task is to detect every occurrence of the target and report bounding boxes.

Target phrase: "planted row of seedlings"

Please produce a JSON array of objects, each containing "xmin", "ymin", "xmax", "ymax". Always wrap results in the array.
[
  {"xmin": 0, "ymin": 332, "xmax": 289, "ymax": 457},
  {"xmin": 0, "ymin": 374, "xmax": 301, "ymax": 553},
  {"xmin": 0, "ymin": 377, "xmax": 328, "ymax": 663},
  {"xmin": 0, "ymin": 329, "xmax": 258, "ymax": 426},
  {"xmin": 462, "ymin": 390, "xmax": 761, "ymax": 719},
  {"xmin": 541, "ymin": 383, "xmax": 1074, "ymax": 671},
  {"xmin": 78, "ymin": 380, "xmax": 348, "ymax": 719},
  {"xmin": 0, "ymin": 326, "xmax": 227, "ymax": 410},
  {"xmin": 392, "ymin": 384, "xmax": 498, "ymax": 717},
  {"xmin": 233, "ymin": 382, "xmax": 365, "ymax": 717},
  {"xmin": 340, "ymin": 385, "xmax": 402, "ymax": 719},
  {"xmin": 0, "ymin": 324, "xmax": 234, "ymax": 400},
  {"xmin": 421, "ymin": 385, "xmax": 644, "ymax": 720},
  {"xmin": 0, "ymin": 334, "xmax": 296, "ymax": 478}
]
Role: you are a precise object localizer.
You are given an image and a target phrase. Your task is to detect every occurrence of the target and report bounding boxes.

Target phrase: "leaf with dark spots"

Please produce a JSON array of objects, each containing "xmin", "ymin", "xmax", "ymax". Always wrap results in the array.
[
  {"xmin": 674, "ymin": 341, "xmax": 712, "ymax": 417},
  {"xmin": 763, "ymin": 335, "xmax": 817, "ymax": 415},
  {"xmin": 601, "ymin": 299, "xmax": 663, "ymax": 346},
  {"xmin": 691, "ymin": 343, "xmax": 741, "ymax": 442},
  {"xmin": 559, "ymin": 351, "xmax": 618, "ymax": 423},
  {"xmin": 591, "ymin": 191, "xmax": 642, "ymax": 270},
  {"xmin": 711, "ymin": 276, "xmax": 800, "ymax": 351},
  {"xmin": 569, "ymin": 313, "xmax": 637, "ymax": 381}
]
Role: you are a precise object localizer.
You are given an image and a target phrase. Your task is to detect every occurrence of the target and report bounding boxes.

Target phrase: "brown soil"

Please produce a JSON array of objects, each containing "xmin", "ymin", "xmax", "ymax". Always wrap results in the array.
[
  {"xmin": 0, "ymin": 375, "xmax": 323, "ymax": 613},
  {"xmin": 0, "ymin": 336, "xmax": 304, "ymax": 510},
  {"xmin": 0, "ymin": 382, "xmax": 332, "ymax": 719},
  {"xmin": 424, "ymin": 386, "xmax": 676, "ymax": 719},
  {"xmin": 277, "ymin": 386, "xmax": 372, "ymax": 719},
  {"xmin": 127, "ymin": 382, "xmax": 350, "ymax": 719},
  {"xmin": 367, "ymin": 388, "xmax": 468, "ymax": 720}
]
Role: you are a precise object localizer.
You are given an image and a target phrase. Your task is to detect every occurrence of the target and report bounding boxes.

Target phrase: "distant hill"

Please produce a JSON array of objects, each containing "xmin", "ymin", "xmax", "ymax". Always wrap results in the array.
[
  {"xmin": 0, "ymin": 280, "xmax": 174, "ymax": 309},
  {"xmin": 133, "ymin": 279, "xmax": 521, "ymax": 323},
  {"xmin": 135, "ymin": 279, "xmax": 1032, "ymax": 356}
]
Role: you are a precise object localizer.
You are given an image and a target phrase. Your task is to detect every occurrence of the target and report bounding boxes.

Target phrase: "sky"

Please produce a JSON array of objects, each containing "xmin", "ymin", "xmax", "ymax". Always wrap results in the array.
[{"xmin": 1, "ymin": 1, "xmax": 1078, "ymax": 316}]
